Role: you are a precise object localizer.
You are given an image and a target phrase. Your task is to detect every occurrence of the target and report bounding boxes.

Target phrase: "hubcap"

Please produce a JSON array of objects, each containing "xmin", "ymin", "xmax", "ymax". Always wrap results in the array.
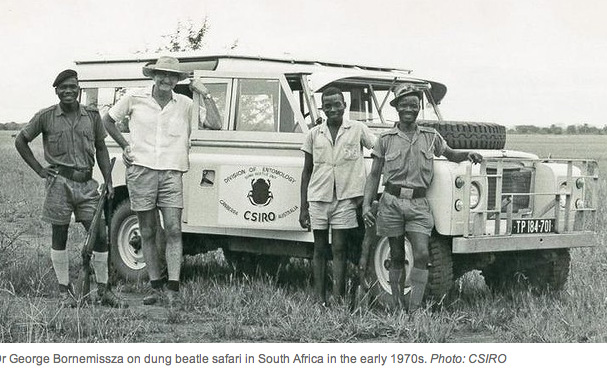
[
  {"xmin": 117, "ymin": 215, "xmax": 146, "ymax": 271},
  {"xmin": 373, "ymin": 237, "xmax": 414, "ymax": 295}
]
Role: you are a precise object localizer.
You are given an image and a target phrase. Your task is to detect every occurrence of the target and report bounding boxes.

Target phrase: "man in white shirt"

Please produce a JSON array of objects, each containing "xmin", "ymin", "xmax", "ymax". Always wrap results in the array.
[{"xmin": 102, "ymin": 56, "xmax": 218, "ymax": 309}]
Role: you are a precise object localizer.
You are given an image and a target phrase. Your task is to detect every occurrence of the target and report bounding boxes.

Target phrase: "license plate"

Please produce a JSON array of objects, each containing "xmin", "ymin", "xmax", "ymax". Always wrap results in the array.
[{"xmin": 512, "ymin": 219, "xmax": 555, "ymax": 234}]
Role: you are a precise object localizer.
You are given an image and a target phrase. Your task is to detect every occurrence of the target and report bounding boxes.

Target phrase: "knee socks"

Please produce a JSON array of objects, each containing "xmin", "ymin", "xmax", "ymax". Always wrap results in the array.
[{"xmin": 51, "ymin": 249, "xmax": 69, "ymax": 286}]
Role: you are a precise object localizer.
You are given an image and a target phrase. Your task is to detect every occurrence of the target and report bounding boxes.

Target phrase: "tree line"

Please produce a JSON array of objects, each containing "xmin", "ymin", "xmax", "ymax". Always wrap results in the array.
[
  {"xmin": 507, "ymin": 124, "xmax": 607, "ymax": 135},
  {"xmin": 0, "ymin": 122, "xmax": 23, "ymax": 131}
]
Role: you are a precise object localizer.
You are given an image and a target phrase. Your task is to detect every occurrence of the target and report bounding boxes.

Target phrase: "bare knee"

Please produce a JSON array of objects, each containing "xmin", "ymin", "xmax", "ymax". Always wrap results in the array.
[
  {"xmin": 138, "ymin": 224, "xmax": 156, "ymax": 241},
  {"xmin": 51, "ymin": 224, "xmax": 69, "ymax": 250},
  {"xmin": 163, "ymin": 223, "xmax": 181, "ymax": 242}
]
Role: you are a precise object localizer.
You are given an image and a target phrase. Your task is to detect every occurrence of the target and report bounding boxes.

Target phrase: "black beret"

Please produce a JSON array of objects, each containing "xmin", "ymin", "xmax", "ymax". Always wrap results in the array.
[{"xmin": 52, "ymin": 69, "xmax": 78, "ymax": 87}]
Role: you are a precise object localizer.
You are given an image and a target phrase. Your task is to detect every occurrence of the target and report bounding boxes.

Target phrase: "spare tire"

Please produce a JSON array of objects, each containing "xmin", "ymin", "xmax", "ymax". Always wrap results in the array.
[{"xmin": 416, "ymin": 120, "xmax": 506, "ymax": 150}]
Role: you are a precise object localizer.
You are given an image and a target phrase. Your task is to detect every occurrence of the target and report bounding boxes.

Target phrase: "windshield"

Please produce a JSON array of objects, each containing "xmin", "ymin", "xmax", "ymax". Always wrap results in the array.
[{"xmin": 314, "ymin": 78, "xmax": 441, "ymax": 127}]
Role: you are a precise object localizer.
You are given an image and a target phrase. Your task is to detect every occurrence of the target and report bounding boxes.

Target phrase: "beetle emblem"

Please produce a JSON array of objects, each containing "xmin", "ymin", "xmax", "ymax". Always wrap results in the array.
[{"xmin": 248, "ymin": 178, "xmax": 273, "ymax": 206}]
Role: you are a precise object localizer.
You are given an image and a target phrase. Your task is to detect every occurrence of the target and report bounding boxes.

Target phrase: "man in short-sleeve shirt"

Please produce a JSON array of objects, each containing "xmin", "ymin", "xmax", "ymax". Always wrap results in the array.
[
  {"xmin": 363, "ymin": 84, "xmax": 482, "ymax": 311},
  {"xmin": 15, "ymin": 69, "xmax": 126, "ymax": 308},
  {"xmin": 299, "ymin": 86, "xmax": 376, "ymax": 305},
  {"xmin": 103, "ymin": 56, "xmax": 216, "ymax": 309}
]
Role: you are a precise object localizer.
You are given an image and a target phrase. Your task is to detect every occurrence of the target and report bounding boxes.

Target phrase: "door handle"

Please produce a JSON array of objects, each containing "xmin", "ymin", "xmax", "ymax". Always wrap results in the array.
[{"xmin": 200, "ymin": 169, "xmax": 215, "ymax": 186}]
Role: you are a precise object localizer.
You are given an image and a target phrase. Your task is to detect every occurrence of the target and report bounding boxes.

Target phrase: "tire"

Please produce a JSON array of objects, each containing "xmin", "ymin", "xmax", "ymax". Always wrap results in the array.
[
  {"xmin": 416, "ymin": 120, "xmax": 506, "ymax": 150},
  {"xmin": 532, "ymin": 248, "xmax": 570, "ymax": 291},
  {"xmin": 426, "ymin": 234, "xmax": 454, "ymax": 302},
  {"xmin": 365, "ymin": 233, "xmax": 453, "ymax": 308},
  {"xmin": 482, "ymin": 249, "xmax": 570, "ymax": 292},
  {"xmin": 109, "ymin": 200, "xmax": 167, "ymax": 282}
]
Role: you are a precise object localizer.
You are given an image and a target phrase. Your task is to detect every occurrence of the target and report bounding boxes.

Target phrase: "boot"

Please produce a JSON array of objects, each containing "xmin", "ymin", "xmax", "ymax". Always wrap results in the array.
[
  {"xmin": 388, "ymin": 268, "xmax": 405, "ymax": 310},
  {"xmin": 97, "ymin": 283, "xmax": 129, "ymax": 308},
  {"xmin": 58, "ymin": 283, "xmax": 77, "ymax": 308},
  {"xmin": 143, "ymin": 286, "xmax": 166, "ymax": 306},
  {"xmin": 408, "ymin": 268, "xmax": 429, "ymax": 312}
]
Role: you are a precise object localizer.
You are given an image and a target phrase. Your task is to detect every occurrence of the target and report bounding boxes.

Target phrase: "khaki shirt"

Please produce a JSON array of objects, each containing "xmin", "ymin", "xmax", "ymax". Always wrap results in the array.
[
  {"xmin": 372, "ymin": 125, "xmax": 447, "ymax": 189},
  {"xmin": 21, "ymin": 104, "xmax": 106, "ymax": 170},
  {"xmin": 109, "ymin": 86, "xmax": 194, "ymax": 172},
  {"xmin": 301, "ymin": 119, "xmax": 376, "ymax": 202}
]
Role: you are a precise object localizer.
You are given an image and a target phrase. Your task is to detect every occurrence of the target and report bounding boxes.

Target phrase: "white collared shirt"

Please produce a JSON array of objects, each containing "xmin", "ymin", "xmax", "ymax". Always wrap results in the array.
[
  {"xmin": 109, "ymin": 86, "xmax": 194, "ymax": 171},
  {"xmin": 301, "ymin": 119, "xmax": 376, "ymax": 202}
]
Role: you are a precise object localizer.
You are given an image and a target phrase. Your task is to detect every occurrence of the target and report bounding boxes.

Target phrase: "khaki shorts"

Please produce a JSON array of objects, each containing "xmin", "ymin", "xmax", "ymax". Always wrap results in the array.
[
  {"xmin": 42, "ymin": 175, "xmax": 100, "ymax": 225},
  {"xmin": 309, "ymin": 198, "xmax": 359, "ymax": 230},
  {"xmin": 126, "ymin": 165, "xmax": 184, "ymax": 212},
  {"xmin": 376, "ymin": 193, "xmax": 434, "ymax": 237}
]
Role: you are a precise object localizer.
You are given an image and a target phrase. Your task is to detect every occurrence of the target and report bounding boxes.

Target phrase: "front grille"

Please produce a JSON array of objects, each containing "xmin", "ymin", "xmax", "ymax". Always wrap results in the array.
[{"xmin": 487, "ymin": 167, "xmax": 532, "ymax": 213}]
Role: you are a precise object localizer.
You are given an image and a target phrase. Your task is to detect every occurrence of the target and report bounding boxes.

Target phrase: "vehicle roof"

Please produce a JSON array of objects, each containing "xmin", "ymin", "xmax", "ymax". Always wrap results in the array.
[
  {"xmin": 75, "ymin": 53, "xmax": 447, "ymax": 102},
  {"xmin": 75, "ymin": 51, "xmax": 414, "ymax": 73}
]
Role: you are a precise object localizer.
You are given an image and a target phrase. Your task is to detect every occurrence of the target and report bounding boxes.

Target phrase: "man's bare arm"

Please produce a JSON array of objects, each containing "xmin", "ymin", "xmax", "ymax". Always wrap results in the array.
[
  {"xmin": 299, "ymin": 152, "xmax": 313, "ymax": 229},
  {"xmin": 362, "ymin": 156, "xmax": 384, "ymax": 227},
  {"xmin": 102, "ymin": 113, "xmax": 133, "ymax": 166},
  {"xmin": 102, "ymin": 113, "xmax": 129, "ymax": 149},
  {"xmin": 190, "ymin": 79, "xmax": 222, "ymax": 130},
  {"xmin": 443, "ymin": 146, "xmax": 483, "ymax": 164},
  {"xmin": 201, "ymin": 96, "xmax": 223, "ymax": 130},
  {"xmin": 15, "ymin": 133, "xmax": 55, "ymax": 178}
]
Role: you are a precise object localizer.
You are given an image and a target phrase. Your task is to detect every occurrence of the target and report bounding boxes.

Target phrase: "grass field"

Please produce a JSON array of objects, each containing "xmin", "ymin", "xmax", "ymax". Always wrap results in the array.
[{"xmin": 0, "ymin": 131, "xmax": 606, "ymax": 343}]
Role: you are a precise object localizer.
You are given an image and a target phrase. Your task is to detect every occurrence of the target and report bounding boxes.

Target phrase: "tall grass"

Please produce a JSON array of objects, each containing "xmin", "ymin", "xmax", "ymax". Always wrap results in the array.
[{"xmin": 1, "ymin": 132, "xmax": 606, "ymax": 342}]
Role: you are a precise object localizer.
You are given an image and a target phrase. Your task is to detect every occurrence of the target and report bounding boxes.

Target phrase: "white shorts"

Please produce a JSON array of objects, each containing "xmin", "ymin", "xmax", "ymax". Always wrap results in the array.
[{"xmin": 309, "ymin": 198, "xmax": 359, "ymax": 230}]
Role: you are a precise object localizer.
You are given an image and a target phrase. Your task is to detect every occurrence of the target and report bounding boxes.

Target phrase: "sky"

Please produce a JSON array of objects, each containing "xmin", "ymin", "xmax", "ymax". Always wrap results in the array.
[{"xmin": 1, "ymin": 0, "xmax": 606, "ymax": 128}]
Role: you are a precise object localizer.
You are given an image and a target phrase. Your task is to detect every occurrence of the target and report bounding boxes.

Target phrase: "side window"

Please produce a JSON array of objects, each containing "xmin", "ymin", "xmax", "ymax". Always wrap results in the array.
[
  {"xmin": 175, "ymin": 81, "xmax": 230, "ymax": 130},
  {"xmin": 235, "ymin": 79, "xmax": 278, "ymax": 132},
  {"xmin": 201, "ymin": 82, "xmax": 229, "ymax": 129},
  {"xmin": 80, "ymin": 87, "xmax": 134, "ymax": 133},
  {"xmin": 234, "ymin": 79, "xmax": 297, "ymax": 133}
]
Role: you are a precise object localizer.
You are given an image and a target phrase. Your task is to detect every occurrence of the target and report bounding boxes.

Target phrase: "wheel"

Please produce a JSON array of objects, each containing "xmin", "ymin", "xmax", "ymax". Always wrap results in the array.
[
  {"xmin": 365, "ymin": 234, "xmax": 454, "ymax": 308},
  {"xmin": 482, "ymin": 249, "xmax": 570, "ymax": 292},
  {"xmin": 110, "ymin": 200, "xmax": 147, "ymax": 281},
  {"xmin": 365, "ymin": 236, "xmax": 414, "ymax": 307},
  {"xmin": 426, "ymin": 234, "xmax": 454, "ymax": 302},
  {"xmin": 531, "ymin": 248, "xmax": 570, "ymax": 291},
  {"xmin": 482, "ymin": 260, "xmax": 517, "ymax": 292},
  {"xmin": 416, "ymin": 120, "xmax": 506, "ymax": 150}
]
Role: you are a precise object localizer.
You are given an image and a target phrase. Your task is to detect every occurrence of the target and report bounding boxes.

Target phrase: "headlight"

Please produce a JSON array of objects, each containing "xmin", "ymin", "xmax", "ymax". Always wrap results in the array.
[
  {"xmin": 559, "ymin": 182, "xmax": 569, "ymax": 208},
  {"xmin": 470, "ymin": 182, "xmax": 480, "ymax": 209},
  {"xmin": 575, "ymin": 199, "xmax": 585, "ymax": 209},
  {"xmin": 576, "ymin": 178, "xmax": 584, "ymax": 189},
  {"xmin": 455, "ymin": 176, "xmax": 465, "ymax": 188},
  {"xmin": 454, "ymin": 199, "xmax": 464, "ymax": 211}
]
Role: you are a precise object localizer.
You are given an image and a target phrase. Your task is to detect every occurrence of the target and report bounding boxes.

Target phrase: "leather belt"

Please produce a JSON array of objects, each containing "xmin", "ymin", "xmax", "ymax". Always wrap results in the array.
[
  {"xmin": 384, "ymin": 182, "xmax": 426, "ymax": 199},
  {"xmin": 52, "ymin": 165, "xmax": 92, "ymax": 183}
]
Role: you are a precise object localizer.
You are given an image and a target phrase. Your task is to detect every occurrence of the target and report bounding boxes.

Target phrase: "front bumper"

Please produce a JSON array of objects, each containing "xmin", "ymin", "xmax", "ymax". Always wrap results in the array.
[{"xmin": 452, "ymin": 231, "xmax": 598, "ymax": 253}]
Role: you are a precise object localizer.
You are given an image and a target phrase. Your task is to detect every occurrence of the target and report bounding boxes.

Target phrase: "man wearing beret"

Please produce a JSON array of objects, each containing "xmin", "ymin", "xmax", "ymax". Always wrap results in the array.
[
  {"xmin": 15, "ymin": 69, "xmax": 127, "ymax": 308},
  {"xmin": 362, "ymin": 84, "xmax": 482, "ymax": 312},
  {"xmin": 102, "ymin": 56, "xmax": 218, "ymax": 309}
]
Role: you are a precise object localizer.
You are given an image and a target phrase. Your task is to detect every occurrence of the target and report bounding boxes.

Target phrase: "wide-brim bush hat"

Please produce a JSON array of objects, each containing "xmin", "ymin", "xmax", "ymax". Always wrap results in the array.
[
  {"xmin": 142, "ymin": 56, "xmax": 188, "ymax": 80},
  {"xmin": 390, "ymin": 83, "xmax": 423, "ymax": 107}
]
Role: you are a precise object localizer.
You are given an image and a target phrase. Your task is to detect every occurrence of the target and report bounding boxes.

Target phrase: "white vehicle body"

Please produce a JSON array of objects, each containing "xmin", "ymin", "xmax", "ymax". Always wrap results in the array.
[{"xmin": 78, "ymin": 53, "xmax": 598, "ymax": 302}]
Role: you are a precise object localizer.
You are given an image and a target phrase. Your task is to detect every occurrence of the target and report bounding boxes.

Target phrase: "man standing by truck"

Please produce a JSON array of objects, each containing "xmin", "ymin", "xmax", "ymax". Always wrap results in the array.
[
  {"xmin": 102, "ymin": 56, "xmax": 217, "ymax": 309},
  {"xmin": 15, "ymin": 69, "xmax": 127, "ymax": 308},
  {"xmin": 362, "ymin": 84, "xmax": 482, "ymax": 311},
  {"xmin": 299, "ymin": 86, "xmax": 376, "ymax": 306}
]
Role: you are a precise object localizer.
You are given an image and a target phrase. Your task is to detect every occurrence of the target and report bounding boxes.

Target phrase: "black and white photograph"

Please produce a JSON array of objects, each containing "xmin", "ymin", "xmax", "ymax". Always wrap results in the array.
[{"xmin": 0, "ymin": 0, "xmax": 606, "ymax": 370}]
